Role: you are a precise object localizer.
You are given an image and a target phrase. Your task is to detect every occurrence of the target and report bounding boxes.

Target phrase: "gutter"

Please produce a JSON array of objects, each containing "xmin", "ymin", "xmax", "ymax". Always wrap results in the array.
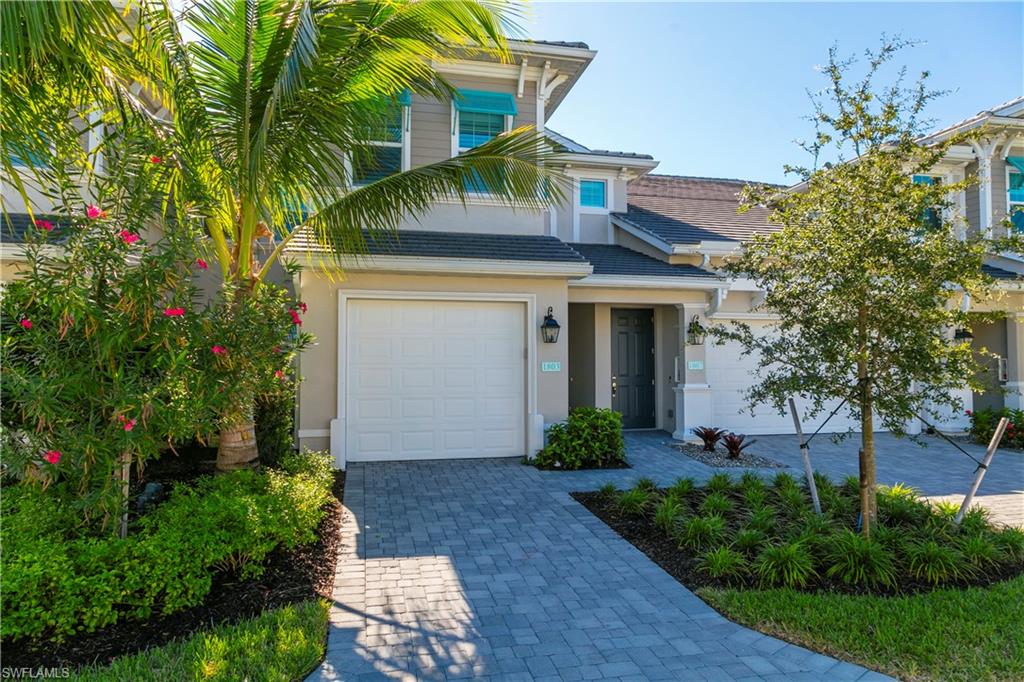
[
  {"xmin": 285, "ymin": 253, "xmax": 594, "ymax": 278},
  {"xmin": 569, "ymin": 274, "xmax": 726, "ymax": 291}
]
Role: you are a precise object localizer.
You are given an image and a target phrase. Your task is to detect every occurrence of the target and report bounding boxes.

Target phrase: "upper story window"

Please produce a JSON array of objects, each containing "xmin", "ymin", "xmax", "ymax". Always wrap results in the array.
[
  {"xmin": 452, "ymin": 89, "xmax": 516, "ymax": 193},
  {"xmin": 579, "ymin": 179, "xmax": 607, "ymax": 208},
  {"xmin": 912, "ymin": 174, "xmax": 942, "ymax": 230},
  {"xmin": 7, "ymin": 136, "xmax": 49, "ymax": 168},
  {"xmin": 1007, "ymin": 156, "xmax": 1024, "ymax": 232},
  {"xmin": 352, "ymin": 91, "xmax": 410, "ymax": 186}
]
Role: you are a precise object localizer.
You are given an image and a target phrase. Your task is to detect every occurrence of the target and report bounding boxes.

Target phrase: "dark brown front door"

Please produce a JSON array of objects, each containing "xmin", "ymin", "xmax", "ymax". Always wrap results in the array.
[{"xmin": 611, "ymin": 308, "xmax": 655, "ymax": 429}]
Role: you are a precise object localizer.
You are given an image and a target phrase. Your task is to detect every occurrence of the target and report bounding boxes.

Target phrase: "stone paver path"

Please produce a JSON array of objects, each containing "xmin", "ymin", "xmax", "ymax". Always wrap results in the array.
[{"xmin": 309, "ymin": 435, "xmax": 905, "ymax": 681}]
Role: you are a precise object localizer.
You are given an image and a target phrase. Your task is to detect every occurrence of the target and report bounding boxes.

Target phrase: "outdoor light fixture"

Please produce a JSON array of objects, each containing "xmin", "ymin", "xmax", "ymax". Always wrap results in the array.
[
  {"xmin": 953, "ymin": 328, "xmax": 974, "ymax": 342},
  {"xmin": 541, "ymin": 307, "xmax": 561, "ymax": 344},
  {"xmin": 686, "ymin": 315, "xmax": 707, "ymax": 346}
]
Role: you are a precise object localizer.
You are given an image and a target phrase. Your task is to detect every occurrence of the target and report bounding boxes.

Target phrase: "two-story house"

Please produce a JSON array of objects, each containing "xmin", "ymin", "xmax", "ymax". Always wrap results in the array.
[{"xmin": 283, "ymin": 41, "xmax": 1023, "ymax": 468}]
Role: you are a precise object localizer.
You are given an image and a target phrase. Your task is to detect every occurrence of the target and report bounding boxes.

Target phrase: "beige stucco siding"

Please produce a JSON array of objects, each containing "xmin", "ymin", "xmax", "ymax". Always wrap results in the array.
[
  {"xmin": 295, "ymin": 269, "xmax": 570, "ymax": 452},
  {"xmin": 578, "ymin": 213, "xmax": 608, "ymax": 243}
]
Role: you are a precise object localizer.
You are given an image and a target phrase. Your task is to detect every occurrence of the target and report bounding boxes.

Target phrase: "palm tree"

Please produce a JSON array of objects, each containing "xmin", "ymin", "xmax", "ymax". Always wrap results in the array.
[{"xmin": 3, "ymin": 0, "xmax": 564, "ymax": 471}]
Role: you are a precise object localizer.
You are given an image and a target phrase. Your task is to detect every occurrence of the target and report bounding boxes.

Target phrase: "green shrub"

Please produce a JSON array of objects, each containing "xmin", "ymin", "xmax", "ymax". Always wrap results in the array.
[
  {"xmin": 959, "ymin": 534, "xmax": 1001, "ymax": 569},
  {"xmin": 740, "ymin": 471, "xmax": 766, "ymax": 491},
  {"xmin": 995, "ymin": 527, "xmax": 1024, "ymax": 561},
  {"xmin": 872, "ymin": 524, "xmax": 907, "ymax": 552},
  {"xmin": 255, "ymin": 381, "xmax": 297, "ymax": 467},
  {"xmin": 791, "ymin": 513, "xmax": 838, "ymax": 556},
  {"xmin": 746, "ymin": 507, "xmax": 777, "ymax": 534},
  {"xmin": 812, "ymin": 471, "xmax": 834, "ymax": 494},
  {"xmin": 699, "ymin": 547, "xmax": 748, "ymax": 580},
  {"xmin": 877, "ymin": 484, "xmax": 929, "ymax": 527},
  {"xmin": 598, "ymin": 482, "xmax": 618, "ymax": 497},
  {"xmin": 958, "ymin": 506, "xmax": 993, "ymax": 536},
  {"xmin": 734, "ymin": 528, "xmax": 766, "ymax": 555},
  {"xmin": 616, "ymin": 488, "xmax": 651, "ymax": 517},
  {"xmin": 1, "ymin": 455, "xmax": 333, "ymax": 641},
  {"xmin": 678, "ymin": 515, "xmax": 726, "ymax": 550},
  {"xmin": 773, "ymin": 471, "xmax": 799, "ymax": 490},
  {"xmin": 700, "ymin": 491, "xmax": 735, "ymax": 516},
  {"xmin": 634, "ymin": 477, "xmax": 658, "ymax": 492},
  {"xmin": 967, "ymin": 407, "xmax": 1024, "ymax": 449},
  {"xmin": 706, "ymin": 472, "xmax": 734, "ymax": 493},
  {"xmin": 777, "ymin": 486, "xmax": 808, "ymax": 514},
  {"xmin": 905, "ymin": 540, "xmax": 970, "ymax": 586},
  {"xmin": 535, "ymin": 408, "xmax": 626, "ymax": 470},
  {"xmin": 742, "ymin": 486, "xmax": 767, "ymax": 510},
  {"xmin": 842, "ymin": 475, "xmax": 861, "ymax": 497},
  {"xmin": 653, "ymin": 496, "xmax": 685, "ymax": 534},
  {"xmin": 825, "ymin": 530, "xmax": 898, "ymax": 588},
  {"xmin": 669, "ymin": 477, "xmax": 696, "ymax": 499},
  {"xmin": 755, "ymin": 541, "xmax": 818, "ymax": 588}
]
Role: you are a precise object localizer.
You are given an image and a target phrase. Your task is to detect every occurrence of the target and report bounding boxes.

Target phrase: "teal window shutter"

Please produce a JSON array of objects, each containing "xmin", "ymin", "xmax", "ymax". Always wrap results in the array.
[
  {"xmin": 580, "ymin": 179, "xmax": 606, "ymax": 208},
  {"xmin": 912, "ymin": 175, "xmax": 941, "ymax": 229},
  {"xmin": 396, "ymin": 89, "xmax": 412, "ymax": 107},
  {"xmin": 453, "ymin": 89, "xmax": 517, "ymax": 116},
  {"xmin": 912, "ymin": 175, "xmax": 934, "ymax": 185},
  {"xmin": 1007, "ymin": 157, "xmax": 1024, "ymax": 204}
]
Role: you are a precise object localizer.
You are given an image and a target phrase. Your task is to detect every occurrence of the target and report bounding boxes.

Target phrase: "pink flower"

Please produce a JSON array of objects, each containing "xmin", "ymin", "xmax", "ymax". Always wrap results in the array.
[
  {"xmin": 34, "ymin": 219, "xmax": 54, "ymax": 232},
  {"xmin": 44, "ymin": 450, "xmax": 61, "ymax": 465},
  {"xmin": 195, "ymin": 258, "xmax": 208, "ymax": 270},
  {"xmin": 118, "ymin": 415, "xmax": 137, "ymax": 432},
  {"xmin": 149, "ymin": 155, "xmax": 161, "ymax": 164},
  {"xmin": 119, "ymin": 230, "xmax": 140, "ymax": 245},
  {"xmin": 211, "ymin": 345, "xmax": 227, "ymax": 355},
  {"xmin": 965, "ymin": 410, "xmax": 973, "ymax": 416},
  {"xmin": 274, "ymin": 369, "xmax": 285, "ymax": 379},
  {"xmin": 289, "ymin": 310, "xmax": 302, "ymax": 326},
  {"xmin": 298, "ymin": 302, "xmax": 308, "ymax": 314},
  {"xmin": 86, "ymin": 204, "xmax": 106, "ymax": 220},
  {"xmin": 19, "ymin": 318, "xmax": 32, "ymax": 329},
  {"xmin": 163, "ymin": 307, "xmax": 185, "ymax": 317}
]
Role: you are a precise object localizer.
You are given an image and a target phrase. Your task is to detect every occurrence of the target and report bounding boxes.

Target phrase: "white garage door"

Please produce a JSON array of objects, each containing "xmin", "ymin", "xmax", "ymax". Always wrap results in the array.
[
  {"xmin": 345, "ymin": 298, "xmax": 526, "ymax": 462},
  {"xmin": 706, "ymin": 322, "xmax": 860, "ymax": 435}
]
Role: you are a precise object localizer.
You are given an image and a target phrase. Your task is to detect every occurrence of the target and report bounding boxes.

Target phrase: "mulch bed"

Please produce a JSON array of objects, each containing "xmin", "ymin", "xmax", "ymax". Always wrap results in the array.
[
  {"xmin": 571, "ymin": 490, "xmax": 1024, "ymax": 597},
  {"xmin": 674, "ymin": 442, "xmax": 787, "ymax": 469},
  {"xmin": 4, "ymin": 469, "xmax": 345, "ymax": 671}
]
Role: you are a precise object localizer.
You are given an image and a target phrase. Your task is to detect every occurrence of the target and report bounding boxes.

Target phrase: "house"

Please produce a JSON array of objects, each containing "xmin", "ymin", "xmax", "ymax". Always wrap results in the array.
[{"xmin": 281, "ymin": 41, "xmax": 1024, "ymax": 468}]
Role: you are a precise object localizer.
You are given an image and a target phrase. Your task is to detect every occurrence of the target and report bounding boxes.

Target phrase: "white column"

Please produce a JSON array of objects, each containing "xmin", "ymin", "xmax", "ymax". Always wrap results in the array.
[
  {"xmin": 970, "ymin": 135, "xmax": 1007, "ymax": 238},
  {"xmin": 672, "ymin": 303, "xmax": 711, "ymax": 440}
]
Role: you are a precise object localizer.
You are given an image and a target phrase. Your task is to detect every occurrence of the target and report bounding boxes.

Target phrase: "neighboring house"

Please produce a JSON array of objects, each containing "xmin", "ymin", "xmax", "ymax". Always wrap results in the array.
[{"xmin": 284, "ymin": 41, "xmax": 1023, "ymax": 468}]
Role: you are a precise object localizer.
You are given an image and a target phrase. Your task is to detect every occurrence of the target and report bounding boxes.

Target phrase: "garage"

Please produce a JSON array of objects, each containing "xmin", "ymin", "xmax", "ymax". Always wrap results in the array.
[
  {"xmin": 344, "ymin": 297, "xmax": 527, "ymax": 462},
  {"xmin": 705, "ymin": 321, "xmax": 861, "ymax": 435}
]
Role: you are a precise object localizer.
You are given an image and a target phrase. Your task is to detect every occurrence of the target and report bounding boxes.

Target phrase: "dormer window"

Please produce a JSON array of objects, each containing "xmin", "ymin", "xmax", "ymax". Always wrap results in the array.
[
  {"xmin": 580, "ymin": 179, "xmax": 607, "ymax": 208},
  {"xmin": 352, "ymin": 91, "xmax": 410, "ymax": 186},
  {"xmin": 1007, "ymin": 156, "xmax": 1024, "ymax": 232}
]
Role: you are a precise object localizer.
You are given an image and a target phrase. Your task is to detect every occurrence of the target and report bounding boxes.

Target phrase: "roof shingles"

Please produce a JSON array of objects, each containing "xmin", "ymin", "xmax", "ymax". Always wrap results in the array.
[{"xmin": 571, "ymin": 243, "xmax": 718, "ymax": 279}]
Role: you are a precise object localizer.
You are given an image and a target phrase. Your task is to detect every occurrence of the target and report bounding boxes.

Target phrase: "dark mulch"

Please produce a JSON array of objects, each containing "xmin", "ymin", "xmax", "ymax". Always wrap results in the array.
[
  {"xmin": 572, "ymin": 489, "xmax": 1024, "ymax": 598},
  {"xmin": 530, "ymin": 459, "xmax": 631, "ymax": 471},
  {"xmin": 4, "ymin": 470, "xmax": 345, "ymax": 671},
  {"xmin": 674, "ymin": 442, "xmax": 787, "ymax": 469}
]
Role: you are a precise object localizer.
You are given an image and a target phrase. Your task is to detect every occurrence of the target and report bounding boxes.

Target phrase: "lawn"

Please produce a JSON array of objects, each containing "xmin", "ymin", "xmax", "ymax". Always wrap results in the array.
[
  {"xmin": 73, "ymin": 600, "xmax": 330, "ymax": 682},
  {"xmin": 699, "ymin": 576, "xmax": 1024, "ymax": 682}
]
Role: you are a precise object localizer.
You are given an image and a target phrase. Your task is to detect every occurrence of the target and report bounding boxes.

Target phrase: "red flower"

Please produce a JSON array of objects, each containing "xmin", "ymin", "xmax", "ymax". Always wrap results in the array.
[
  {"xmin": 163, "ymin": 307, "xmax": 185, "ymax": 317},
  {"xmin": 19, "ymin": 318, "xmax": 32, "ymax": 330},
  {"xmin": 289, "ymin": 310, "xmax": 302, "ymax": 326},
  {"xmin": 298, "ymin": 302, "xmax": 308, "ymax": 314},
  {"xmin": 86, "ymin": 204, "xmax": 106, "ymax": 220},
  {"xmin": 119, "ymin": 230, "xmax": 140, "ymax": 245},
  {"xmin": 211, "ymin": 345, "xmax": 227, "ymax": 355},
  {"xmin": 34, "ymin": 219, "xmax": 54, "ymax": 231},
  {"xmin": 149, "ymin": 155, "xmax": 161, "ymax": 164},
  {"xmin": 118, "ymin": 415, "xmax": 137, "ymax": 432},
  {"xmin": 274, "ymin": 369, "xmax": 285, "ymax": 380},
  {"xmin": 195, "ymin": 258, "xmax": 208, "ymax": 270},
  {"xmin": 273, "ymin": 346, "xmax": 281, "ymax": 353},
  {"xmin": 44, "ymin": 450, "xmax": 61, "ymax": 465},
  {"xmin": 965, "ymin": 410, "xmax": 973, "ymax": 416}
]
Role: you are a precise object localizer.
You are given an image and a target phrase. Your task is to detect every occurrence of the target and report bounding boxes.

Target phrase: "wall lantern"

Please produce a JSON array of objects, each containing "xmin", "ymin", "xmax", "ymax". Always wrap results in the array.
[
  {"xmin": 541, "ymin": 307, "xmax": 561, "ymax": 344},
  {"xmin": 686, "ymin": 315, "xmax": 707, "ymax": 346},
  {"xmin": 953, "ymin": 327, "xmax": 974, "ymax": 342}
]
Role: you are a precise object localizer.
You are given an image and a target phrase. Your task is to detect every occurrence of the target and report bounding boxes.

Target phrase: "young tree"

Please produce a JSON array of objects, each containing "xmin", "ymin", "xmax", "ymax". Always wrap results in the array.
[
  {"xmin": 3, "ymin": 0, "xmax": 566, "ymax": 471},
  {"xmin": 718, "ymin": 39, "xmax": 1004, "ymax": 537}
]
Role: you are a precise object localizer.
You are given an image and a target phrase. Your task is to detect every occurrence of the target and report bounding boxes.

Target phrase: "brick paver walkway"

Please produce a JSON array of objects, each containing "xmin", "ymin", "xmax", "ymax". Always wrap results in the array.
[{"xmin": 309, "ymin": 434, "xmax": 910, "ymax": 681}]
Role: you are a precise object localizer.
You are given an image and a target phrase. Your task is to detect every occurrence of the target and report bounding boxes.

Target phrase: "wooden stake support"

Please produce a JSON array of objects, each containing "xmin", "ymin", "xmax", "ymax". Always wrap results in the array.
[
  {"xmin": 788, "ymin": 397, "xmax": 822, "ymax": 514},
  {"xmin": 954, "ymin": 416, "xmax": 1009, "ymax": 525}
]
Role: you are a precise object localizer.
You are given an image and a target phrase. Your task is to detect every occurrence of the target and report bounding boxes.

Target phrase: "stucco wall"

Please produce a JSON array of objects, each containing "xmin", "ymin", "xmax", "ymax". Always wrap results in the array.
[
  {"xmin": 578, "ymin": 213, "xmax": 608, "ymax": 243},
  {"xmin": 295, "ymin": 269, "xmax": 570, "ymax": 452}
]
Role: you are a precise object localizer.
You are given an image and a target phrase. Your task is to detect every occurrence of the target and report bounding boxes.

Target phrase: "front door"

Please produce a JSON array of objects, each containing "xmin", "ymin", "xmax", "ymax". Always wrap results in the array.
[{"xmin": 611, "ymin": 308, "xmax": 655, "ymax": 429}]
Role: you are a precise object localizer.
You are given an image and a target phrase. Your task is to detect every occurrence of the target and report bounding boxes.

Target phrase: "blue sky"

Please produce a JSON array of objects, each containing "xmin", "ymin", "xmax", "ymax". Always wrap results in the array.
[{"xmin": 525, "ymin": 2, "xmax": 1023, "ymax": 183}]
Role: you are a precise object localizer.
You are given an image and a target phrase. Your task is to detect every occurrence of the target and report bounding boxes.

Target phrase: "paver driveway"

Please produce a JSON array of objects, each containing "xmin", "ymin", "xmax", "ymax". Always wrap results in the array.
[{"xmin": 309, "ymin": 438, "xmax": 895, "ymax": 681}]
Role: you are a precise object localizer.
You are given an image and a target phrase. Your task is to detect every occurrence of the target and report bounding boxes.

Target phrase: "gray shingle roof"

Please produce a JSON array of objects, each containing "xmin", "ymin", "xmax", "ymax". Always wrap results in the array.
[
  {"xmin": 571, "ymin": 243, "xmax": 718, "ymax": 279},
  {"xmin": 545, "ymin": 129, "xmax": 654, "ymax": 161},
  {"xmin": 983, "ymin": 264, "xmax": 1023, "ymax": 280},
  {"xmin": 2, "ymin": 212, "xmax": 68, "ymax": 243},
  {"xmin": 527, "ymin": 40, "xmax": 591, "ymax": 50},
  {"xmin": 286, "ymin": 229, "xmax": 588, "ymax": 263},
  {"xmin": 613, "ymin": 174, "xmax": 780, "ymax": 245}
]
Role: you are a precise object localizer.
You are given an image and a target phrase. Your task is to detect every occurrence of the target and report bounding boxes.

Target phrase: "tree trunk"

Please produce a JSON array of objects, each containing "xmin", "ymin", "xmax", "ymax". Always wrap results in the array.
[
  {"xmin": 857, "ymin": 304, "xmax": 877, "ymax": 537},
  {"xmin": 217, "ymin": 420, "xmax": 259, "ymax": 471}
]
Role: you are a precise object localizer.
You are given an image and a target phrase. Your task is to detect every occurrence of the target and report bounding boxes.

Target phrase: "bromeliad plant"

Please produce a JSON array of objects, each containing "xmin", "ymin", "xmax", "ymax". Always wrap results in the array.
[
  {"xmin": 722, "ymin": 432, "xmax": 756, "ymax": 459},
  {"xmin": 4, "ymin": 0, "xmax": 567, "ymax": 471},
  {"xmin": 692, "ymin": 426, "xmax": 725, "ymax": 452}
]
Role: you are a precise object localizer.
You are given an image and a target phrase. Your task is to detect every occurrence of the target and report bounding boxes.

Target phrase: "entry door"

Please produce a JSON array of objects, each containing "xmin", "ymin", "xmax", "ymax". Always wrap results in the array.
[{"xmin": 611, "ymin": 308, "xmax": 655, "ymax": 429}]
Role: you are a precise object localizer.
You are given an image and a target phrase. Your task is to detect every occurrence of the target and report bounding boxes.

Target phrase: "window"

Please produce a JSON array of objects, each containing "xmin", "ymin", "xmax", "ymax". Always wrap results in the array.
[
  {"xmin": 1007, "ymin": 156, "xmax": 1024, "ymax": 232},
  {"xmin": 580, "ymin": 179, "xmax": 607, "ymax": 208},
  {"xmin": 452, "ymin": 89, "xmax": 516, "ymax": 194},
  {"xmin": 352, "ymin": 103, "xmax": 405, "ymax": 186},
  {"xmin": 7, "ymin": 136, "xmax": 48, "ymax": 168},
  {"xmin": 458, "ymin": 111, "xmax": 505, "ymax": 150},
  {"xmin": 912, "ymin": 174, "xmax": 942, "ymax": 230}
]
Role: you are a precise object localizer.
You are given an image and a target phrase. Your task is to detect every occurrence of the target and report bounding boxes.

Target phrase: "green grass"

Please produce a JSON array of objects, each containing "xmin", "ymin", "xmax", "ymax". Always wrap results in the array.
[
  {"xmin": 698, "ymin": 575, "xmax": 1024, "ymax": 681},
  {"xmin": 73, "ymin": 600, "xmax": 329, "ymax": 681}
]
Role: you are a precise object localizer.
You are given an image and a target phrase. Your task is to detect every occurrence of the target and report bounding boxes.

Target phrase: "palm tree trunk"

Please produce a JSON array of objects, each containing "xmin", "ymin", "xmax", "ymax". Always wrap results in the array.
[{"xmin": 217, "ymin": 419, "xmax": 259, "ymax": 471}]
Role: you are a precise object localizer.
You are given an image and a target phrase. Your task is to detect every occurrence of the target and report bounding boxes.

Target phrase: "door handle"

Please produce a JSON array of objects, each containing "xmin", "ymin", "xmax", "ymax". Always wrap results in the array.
[{"xmin": 611, "ymin": 376, "xmax": 617, "ymax": 398}]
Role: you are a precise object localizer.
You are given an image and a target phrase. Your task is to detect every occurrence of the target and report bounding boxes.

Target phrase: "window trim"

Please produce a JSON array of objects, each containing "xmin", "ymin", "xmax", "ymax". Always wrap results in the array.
[
  {"xmin": 579, "ymin": 178, "xmax": 608, "ymax": 211},
  {"xmin": 349, "ymin": 104, "xmax": 411, "ymax": 187}
]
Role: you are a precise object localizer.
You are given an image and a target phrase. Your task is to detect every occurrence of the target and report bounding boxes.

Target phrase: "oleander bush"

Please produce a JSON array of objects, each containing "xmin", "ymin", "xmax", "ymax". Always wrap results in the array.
[
  {"xmin": 534, "ymin": 407, "xmax": 626, "ymax": 470},
  {"xmin": 967, "ymin": 406, "xmax": 1023, "ymax": 449},
  {"xmin": 581, "ymin": 471, "xmax": 1024, "ymax": 595},
  {"xmin": 1, "ymin": 452, "xmax": 333, "ymax": 642}
]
